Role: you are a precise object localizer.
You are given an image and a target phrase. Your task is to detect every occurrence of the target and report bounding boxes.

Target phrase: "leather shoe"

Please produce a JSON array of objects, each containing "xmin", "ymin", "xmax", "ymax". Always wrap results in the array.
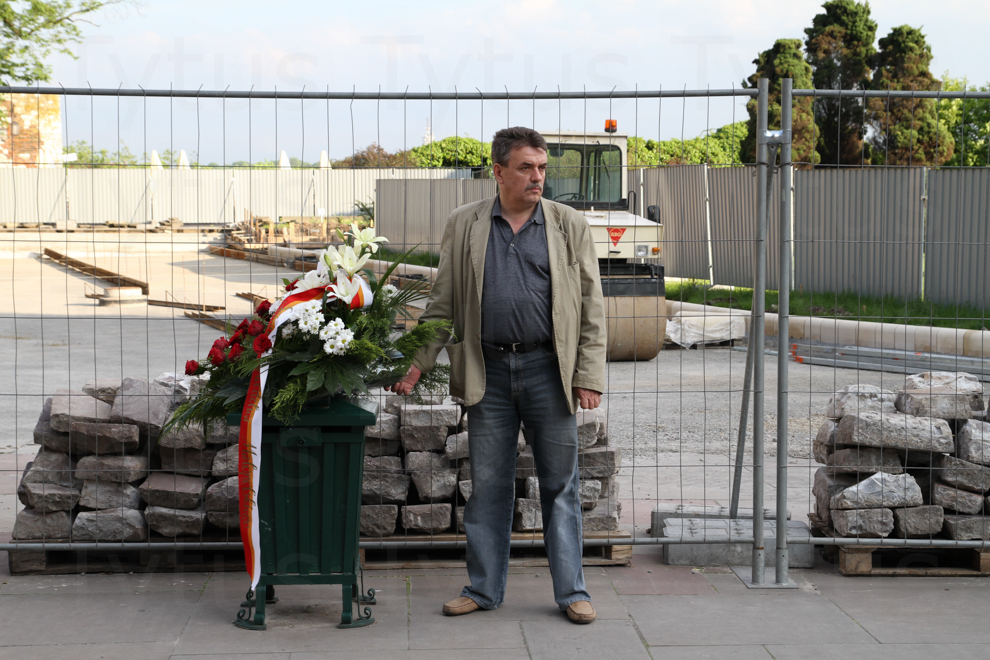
[
  {"xmin": 566, "ymin": 600, "xmax": 596, "ymax": 624},
  {"xmin": 443, "ymin": 596, "xmax": 481, "ymax": 616}
]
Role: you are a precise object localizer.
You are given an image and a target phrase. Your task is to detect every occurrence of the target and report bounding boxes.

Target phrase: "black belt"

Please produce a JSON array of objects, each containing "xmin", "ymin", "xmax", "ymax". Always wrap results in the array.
[{"xmin": 485, "ymin": 340, "xmax": 553, "ymax": 355}]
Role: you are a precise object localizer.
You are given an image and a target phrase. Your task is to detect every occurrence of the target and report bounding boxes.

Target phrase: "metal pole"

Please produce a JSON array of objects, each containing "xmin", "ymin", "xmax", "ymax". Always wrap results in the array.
[
  {"xmin": 751, "ymin": 77, "xmax": 769, "ymax": 584},
  {"xmin": 775, "ymin": 78, "xmax": 794, "ymax": 586},
  {"xmin": 729, "ymin": 293, "xmax": 756, "ymax": 519}
]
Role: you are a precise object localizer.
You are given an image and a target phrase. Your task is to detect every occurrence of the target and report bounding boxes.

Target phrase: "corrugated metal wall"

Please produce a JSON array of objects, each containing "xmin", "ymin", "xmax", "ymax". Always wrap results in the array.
[
  {"xmin": 376, "ymin": 178, "xmax": 496, "ymax": 252},
  {"xmin": 793, "ymin": 168, "xmax": 925, "ymax": 300},
  {"xmin": 0, "ymin": 167, "xmax": 68, "ymax": 225},
  {"xmin": 640, "ymin": 165, "xmax": 710, "ymax": 280},
  {"xmin": 925, "ymin": 169, "xmax": 990, "ymax": 308},
  {"xmin": 708, "ymin": 165, "xmax": 780, "ymax": 290}
]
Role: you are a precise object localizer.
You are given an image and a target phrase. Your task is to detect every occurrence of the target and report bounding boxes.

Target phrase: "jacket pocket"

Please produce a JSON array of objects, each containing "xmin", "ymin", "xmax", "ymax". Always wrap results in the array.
[{"xmin": 445, "ymin": 341, "xmax": 466, "ymax": 393}]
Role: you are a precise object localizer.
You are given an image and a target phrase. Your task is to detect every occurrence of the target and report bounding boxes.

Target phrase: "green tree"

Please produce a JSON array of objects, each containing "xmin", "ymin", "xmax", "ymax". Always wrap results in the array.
[
  {"xmin": 627, "ymin": 136, "xmax": 659, "ymax": 169},
  {"xmin": 408, "ymin": 136, "xmax": 491, "ymax": 169},
  {"xmin": 937, "ymin": 75, "xmax": 990, "ymax": 167},
  {"xmin": 741, "ymin": 39, "xmax": 819, "ymax": 167},
  {"xmin": 63, "ymin": 138, "xmax": 137, "ymax": 167},
  {"xmin": 334, "ymin": 142, "xmax": 416, "ymax": 168},
  {"xmin": 805, "ymin": 0, "xmax": 878, "ymax": 166},
  {"xmin": 1, "ymin": 1, "xmax": 121, "ymax": 85},
  {"xmin": 628, "ymin": 122, "xmax": 747, "ymax": 167},
  {"xmin": 867, "ymin": 25, "xmax": 953, "ymax": 165}
]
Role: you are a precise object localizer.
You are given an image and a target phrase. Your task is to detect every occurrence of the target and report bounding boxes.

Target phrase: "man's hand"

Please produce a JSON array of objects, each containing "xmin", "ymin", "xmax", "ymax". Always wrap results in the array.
[
  {"xmin": 386, "ymin": 365, "xmax": 422, "ymax": 396},
  {"xmin": 574, "ymin": 387, "xmax": 601, "ymax": 410}
]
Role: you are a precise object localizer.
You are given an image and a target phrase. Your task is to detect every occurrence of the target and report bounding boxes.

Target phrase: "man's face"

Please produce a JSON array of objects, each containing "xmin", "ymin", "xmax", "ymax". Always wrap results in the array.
[{"xmin": 493, "ymin": 145, "xmax": 547, "ymax": 208}]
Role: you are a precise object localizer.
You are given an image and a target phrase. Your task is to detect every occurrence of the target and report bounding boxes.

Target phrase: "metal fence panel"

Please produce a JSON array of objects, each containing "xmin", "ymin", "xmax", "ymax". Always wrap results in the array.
[
  {"xmin": 376, "ymin": 178, "xmax": 496, "ymax": 253},
  {"xmin": 640, "ymin": 165, "xmax": 709, "ymax": 280},
  {"xmin": 924, "ymin": 168, "xmax": 990, "ymax": 308},
  {"xmin": 708, "ymin": 165, "xmax": 779, "ymax": 290},
  {"xmin": 793, "ymin": 167, "xmax": 925, "ymax": 300}
]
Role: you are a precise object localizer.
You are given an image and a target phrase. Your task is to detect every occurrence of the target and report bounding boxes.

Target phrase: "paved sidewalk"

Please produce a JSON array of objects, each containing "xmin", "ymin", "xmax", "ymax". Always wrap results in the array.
[{"xmin": 3, "ymin": 545, "xmax": 990, "ymax": 659}]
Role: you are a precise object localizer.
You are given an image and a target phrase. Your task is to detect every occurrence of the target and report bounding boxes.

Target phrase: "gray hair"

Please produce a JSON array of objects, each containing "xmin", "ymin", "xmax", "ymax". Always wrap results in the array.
[{"xmin": 491, "ymin": 127, "xmax": 548, "ymax": 167}]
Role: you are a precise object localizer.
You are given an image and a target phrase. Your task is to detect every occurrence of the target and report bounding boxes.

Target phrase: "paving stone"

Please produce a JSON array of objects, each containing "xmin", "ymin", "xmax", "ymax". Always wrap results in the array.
[
  {"xmin": 525, "ymin": 476, "xmax": 540, "ymax": 501},
  {"xmin": 460, "ymin": 411, "xmax": 469, "ymax": 432},
  {"xmin": 445, "ymin": 431, "xmax": 470, "ymax": 461},
  {"xmin": 139, "ymin": 472, "xmax": 208, "ymax": 509},
  {"xmin": 582, "ymin": 499, "xmax": 620, "ymax": 531},
  {"xmin": 22, "ymin": 448, "xmax": 81, "ymax": 488},
  {"xmin": 516, "ymin": 446, "xmax": 536, "ymax": 479},
  {"xmin": 400, "ymin": 425, "xmax": 448, "ymax": 452},
  {"xmin": 362, "ymin": 456, "xmax": 410, "ymax": 504},
  {"xmin": 72, "ymin": 508, "xmax": 147, "ymax": 542},
  {"xmin": 576, "ymin": 407, "xmax": 607, "ymax": 450},
  {"xmin": 943, "ymin": 514, "xmax": 990, "ymax": 540},
  {"xmin": 157, "ymin": 418, "xmax": 206, "ymax": 450},
  {"xmin": 459, "ymin": 480, "xmax": 473, "ymax": 501},
  {"xmin": 827, "ymin": 384, "xmax": 897, "ymax": 419},
  {"xmin": 661, "ymin": 519, "xmax": 814, "ymax": 568},
  {"xmin": 204, "ymin": 476, "xmax": 238, "ymax": 513},
  {"xmin": 905, "ymin": 371, "xmax": 984, "ymax": 411},
  {"xmin": 456, "ymin": 505, "xmax": 466, "ymax": 533},
  {"xmin": 159, "ymin": 446, "xmax": 217, "ymax": 477},
  {"xmin": 580, "ymin": 479, "xmax": 602, "ymax": 510},
  {"xmin": 79, "ymin": 481, "xmax": 141, "ymax": 510},
  {"xmin": 69, "ymin": 421, "xmax": 141, "ymax": 455},
  {"xmin": 826, "ymin": 447, "xmax": 904, "ymax": 475},
  {"xmin": 205, "ymin": 423, "xmax": 239, "ymax": 445},
  {"xmin": 895, "ymin": 390, "xmax": 974, "ymax": 420},
  {"xmin": 109, "ymin": 377, "xmax": 173, "ymax": 434},
  {"xmin": 932, "ymin": 481, "xmax": 986, "ymax": 514},
  {"xmin": 360, "ymin": 504, "xmax": 398, "ymax": 537},
  {"xmin": 517, "ymin": 429, "xmax": 527, "ymax": 452},
  {"xmin": 893, "ymin": 505, "xmax": 944, "ymax": 538},
  {"xmin": 50, "ymin": 389, "xmax": 113, "ymax": 432},
  {"xmin": 211, "ymin": 444, "xmax": 238, "ymax": 478},
  {"xmin": 836, "ymin": 411, "xmax": 954, "ymax": 453},
  {"xmin": 13, "ymin": 509, "xmax": 72, "ymax": 540},
  {"xmin": 207, "ymin": 511, "xmax": 240, "ymax": 528},
  {"xmin": 401, "ymin": 503, "xmax": 451, "ymax": 533},
  {"xmin": 364, "ymin": 412, "xmax": 399, "ymax": 440},
  {"xmin": 82, "ymin": 378, "xmax": 121, "ymax": 404},
  {"xmin": 145, "ymin": 505, "xmax": 206, "ymax": 537},
  {"xmin": 956, "ymin": 419, "xmax": 990, "ymax": 465},
  {"xmin": 831, "ymin": 472, "xmax": 923, "ymax": 509},
  {"xmin": 831, "ymin": 508, "xmax": 894, "ymax": 537},
  {"xmin": 458, "ymin": 457, "xmax": 471, "ymax": 482},
  {"xmin": 23, "ymin": 481, "xmax": 80, "ymax": 512},
  {"xmin": 364, "ymin": 437, "xmax": 401, "ymax": 456},
  {"xmin": 813, "ymin": 419, "xmax": 847, "ymax": 464},
  {"xmin": 513, "ymin": 498, "xmax": 543, "ymax": 531},
  {"xmin": 383, "ymin": 394, "xmax": 444, "ymax": 416},
  {"xmin": 813, "ymin": 468, "xmax": 857, "ymax": 527},
  {"xmin": 16, "ymin": 461, "xmax": 31, "ymax": 506},
  {"xmin": 937, "ymin": 454, "xmax": 990, "ymax": 493},
  {"xmin": 578, "ymin": 446, "xmax": 622, "ymax": 478},
  {"xmin": 400, "ymin": 403, "xmax": 461, "ymax": 427},
  {"xmin": 406, "ymin": 451, "xmax": 457, "ymax": 502},
  {"xmin": 75, "ymin": 455, "xmax": 149, "ymax": 483},
  {"xmin": 597, "ymin": 475, "xmax": 618, "ymax": 500},
  {"xmin": 33, "ymin": 398, "xmax": 72, "ymax": 453},
  {"xmin": 153, "ymin": 372, "xmax": 206, "ymax": 404}
]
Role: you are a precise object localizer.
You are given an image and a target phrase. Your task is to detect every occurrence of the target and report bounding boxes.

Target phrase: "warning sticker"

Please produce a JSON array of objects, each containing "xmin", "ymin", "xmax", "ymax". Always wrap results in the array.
[{"xmin": 607, "ymin": 227, "xmax": 626, "ymax": 246}]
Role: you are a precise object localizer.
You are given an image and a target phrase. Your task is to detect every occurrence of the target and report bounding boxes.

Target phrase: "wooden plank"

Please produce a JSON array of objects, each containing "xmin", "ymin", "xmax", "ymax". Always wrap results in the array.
[
  {"xmin": 236, "ymin": 292, "xmax": 268, "ymax": 305},
  {"xmin": 184, "ymin": 311, "xmax": 227, "ymax": 331},
  {"xmin": 43, "ymin": 248, "xmax": 149, "ymax": 294},
  {"xmin": 148, "ymin": 299, "xmax": 225, "ymax": 312}
]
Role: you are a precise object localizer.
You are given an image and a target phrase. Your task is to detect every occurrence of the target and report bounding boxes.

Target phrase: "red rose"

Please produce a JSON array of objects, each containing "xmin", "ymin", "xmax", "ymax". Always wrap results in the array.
[
  {"xmin": 248, "ymin": 320, "xmax": 264, "ymax": 336},
  {"xmin": 256, "ymin": 300, "xmax": 272, "ymax": 317},
  {"xmin": 285, "ymin": 279, "xmax": 298, "ymax": 292},
  {"xmin": 237, "ymin": 319, "xmax": 250, "ymax": 332},
  {"xmin": 213, "ymin": 337, "xmax": 229, "ymax": 351},
  {"xmin": 184, "ymin": 360, "xmax": 201, "ymax": 376},
  {"xmin": 230, "ymin": 330, "xmax": 245, "ymax": 345},
  {"xmin": 208, "ymin": 346, "xmax": 226, "ymax": 366},
  {"xmin": 253, "ymin": 334, "xmax": 272, "ymax": 356},
  {"xmin": 228, "ymin": 343, "xmax": 244, "ymax": 361}
]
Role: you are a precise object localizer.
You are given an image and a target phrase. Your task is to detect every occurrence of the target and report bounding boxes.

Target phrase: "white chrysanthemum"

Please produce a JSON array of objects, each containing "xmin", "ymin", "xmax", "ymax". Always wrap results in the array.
[
  {"xmin": 280, "ymin": 322, "xmax": 297, "ymax": 338},
  {"xmin": 380, "ymin": 284, "xmax": 398, "ymax": 298},
  {"xmin": 328, "ymin": 317, "xmax": 345, "ymax": 331}
]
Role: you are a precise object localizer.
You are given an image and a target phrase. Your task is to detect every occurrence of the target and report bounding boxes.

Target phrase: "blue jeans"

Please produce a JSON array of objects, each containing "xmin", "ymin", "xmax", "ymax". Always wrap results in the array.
[{"xmin": 461, "ymin": 345, "xmax": 591, "ymax": 611}]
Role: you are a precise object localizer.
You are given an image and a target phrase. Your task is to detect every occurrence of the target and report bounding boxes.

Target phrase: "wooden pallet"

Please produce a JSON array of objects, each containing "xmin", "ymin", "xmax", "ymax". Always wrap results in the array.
[
  {"xmin": 809, "ymin": 513, "xmax": 990, "ymax": 577},
  {"xmin": 6, "ymin": 539, "xmax": 246, "ymax": 576},
  {"xmin": 358, "ymin": 531, "xmax": 632, "ymax": 570}
]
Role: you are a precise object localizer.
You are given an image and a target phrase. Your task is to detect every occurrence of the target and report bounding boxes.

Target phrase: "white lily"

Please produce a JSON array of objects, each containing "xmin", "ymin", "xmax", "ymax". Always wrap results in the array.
[
  {"xmin": 293, "ymin": 268, "xmax": 330, "ymax": 293},
  {"xmin": 329, "ymin": 269, "xmax": 362, "ymax": 305},
  {"xmin": 316, "ymin": 246, "xmax": 342, "ymax": 276},
  {"xmin": 348, "ymin": 223, "xmax": 389, "ymax": 254},
  {"xmin": 336, "ymin": 245, "xmax": 370, "ymax": 277}
]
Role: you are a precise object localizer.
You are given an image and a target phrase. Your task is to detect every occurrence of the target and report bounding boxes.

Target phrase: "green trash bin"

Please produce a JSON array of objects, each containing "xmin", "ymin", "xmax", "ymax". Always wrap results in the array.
[{"xmin": 228, "ymin": 397, "xmax": 378, "ymax": 630}]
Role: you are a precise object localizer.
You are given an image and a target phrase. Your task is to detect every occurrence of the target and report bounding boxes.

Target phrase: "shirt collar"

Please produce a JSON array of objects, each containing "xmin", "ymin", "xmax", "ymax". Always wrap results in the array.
[{"xmin": 493, "ymin": 195, "xmax": 545, "ymax": 225}]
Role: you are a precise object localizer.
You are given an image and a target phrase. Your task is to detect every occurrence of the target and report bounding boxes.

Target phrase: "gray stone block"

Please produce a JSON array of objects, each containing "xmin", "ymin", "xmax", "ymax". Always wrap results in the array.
[
  {"xmin": 23, "ymin": 481, "xmax": 80, "ymax": 512},
  {"xmin": 75, "ymin": 455, "xmax": 149, "ymax": 483},
  {"xmin": 79, "ymin": 481, "xmax": 141, "ymax": 510},
  {"xmin": 146, "ymin": 505, "xmax": 206, "ymax": 537},
  {"xmin": 826, "ymin": 447, "xmax": 903, "ymax": 475},
  {"xmin": 34, "ymin": 398, "xmax": 72, "ymax": 453},
  {"xmin": 458, "ymin": 458, "xmax": 471, "ymax": 482},
  {"xmin": 50, "ymin": 389, "xmax": 112, "ymax": 432},
  {"xmin": 401, "ymin": 503, "xmax": 451, "ymax": 533},
  {"xmin": 204, "ymin": 476, "xmax": 239, "ymax": 513},
  {"xmin": 384, "ymin": 394, "xmax": 444, "ymax": 417},
  {"xmin": 896, "ymin": 390, "xmax": 974, "ymax": 420},
  {"xmin": 362, "ymin": 456, "xmax": 410, "ymax": 504},
  {"xmin": 207, "ymin": 511, "xmax": 240, "ymax": 529},
  {"xmin": 82, "ymin": 378, "xmax": 122, "ymax": 404},
  {"xmin": 400, "ymin": 403, "xmax": 460, "ymax": 428},
  {"xmin": 827, "ymin": 384, "xmax": 897, "ymax": 419},
  {"xmin": 582, "ymin": 499, "xmax": 620, "ymax": 532},
  {"xmin": 365, "ymin": 412, "xmax": 399, "ymax": 440},
  {"xmin": 579, "ymin": 479, "xmax": 601, "ymax": 510},
  {"xmin": 69, "ymin": 422, "xmax": 141, "ymax": 455},
  {"xmin": 513, "ymin": 498, "xmax": 543, "ymax": 531},
  {"xmin": 944, "ymin": 514, "xmax": 990, "ymax": 540},
  {"xmin": 205, "ymin": 423, "xmax": 239, "ymax": 445},
  {"xmin": 157, "ymin": 418, "xmax": 206, "ymax": 450},
  {"xmin": 109, "ymin": 377, "xmax": 173, "ymax": 434},
  {"xmin": 13, "ymin": 509, "xmax": 72, "ymax": 540},
  {"xmin": 831, "ymin": 508, "xmax": 894, "ymax": 537},
  {"xmin": 516, "ymin": 446, "xmax": 536, "ymax": 480},
  {"xmin": 576, "ymin": 408, "xmax": 607, "ymax": 450},
  {"xmin": 400, "ymin": 425, "xmax": 448, "ymax": 452},
  {"xmin": 458, "ymin": 480, "xmax": 473, "ymax": 501},
  {"xmin": 445, "ymin": 431, "xmax": 470, "ymax": 461},
  {"xmin": 578, "ymin": 446, "xmax": 622, "ymax": 478},
  {"xmin": 159, "ymin": 446, "xmax": 217, "ymax": 477},
  {"xmin": 212, "ymin": 444, "xmax": 238, "ymax": 478},
  {"xmin": 22, "ymin": 448, "xmax": 80, "ymax": 489},
  {"xmin": 937, "ymin": 454, "xmax": 990, "ymax": 494},
  {"xmin": 153, "ymin": 372, "xmax": 205, "ymax": 404},
  {"xmin": 831, "ymin": 472, "xmax": 923, "ymax": 510},
  {"xmin": 661, "ymin": 519, "xmax": 815, "ymax": 568},
  {"xmin": 456, "ymin": 505, "xmax": 466, "ymax": 533},
  {"xmin": 406, "ymin": 451, "xmax": 457, "ymax": 502},
  {"xmin": 364, "ymin": 437, "xmax": 401, "ymax": 456},
  {"xmin": 836, "ymin": 411, "xmax": 954, "ymax": 453},
  {"xmin": 956, "ymin": 419, "xmax": 990, "ymax": 465},
  {"xmin": 905, "ymin": 371, "xmax": 984, "ymax": 411},
  {"xmin": 814, "ymin": 468, "xmax": 857, "ymax": 527},
  {"xmin": 525, "ymin": 476, "xmax": 540, "ymax": 502},
  {"xmin": 360, "ymin": 504, "xmax": 398, "ymax": 537},
  {"xmin": 893, "ymin": 505, "xmax": 944, "ymax": 538},
  {"xmin": 932, "ymin": 482, "xmax": 985, "ymax": 514},
  {"xmin": 139, "ymin": 472, "xmax": 208, "ymax": 509},
  {"xmin": 72, "ymin": 508, "xmax": 147, "ymax": 542},
  {"xmin": 813, "ymin": 419, "xmax": 840, "ymax": 464}
]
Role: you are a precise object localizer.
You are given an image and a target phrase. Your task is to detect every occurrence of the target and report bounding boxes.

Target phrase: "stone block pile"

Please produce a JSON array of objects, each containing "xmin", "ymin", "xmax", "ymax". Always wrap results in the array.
[
  {"xmin": 813, "ymin": 372, "xmax": 990, "ymax": 541},
  {"xmin": 14, "ymin": 372, "xmax": 242, "ymax": 544},
  {"xmin": 360, "ymin": 395, "xmax": 622, "ymax": 538}
]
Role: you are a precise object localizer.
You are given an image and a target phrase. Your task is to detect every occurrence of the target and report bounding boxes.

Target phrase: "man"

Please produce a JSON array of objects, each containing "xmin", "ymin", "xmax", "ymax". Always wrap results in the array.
[{"xmin": 388, "ymin": 126, "xmax": 606, "ymax": 624}]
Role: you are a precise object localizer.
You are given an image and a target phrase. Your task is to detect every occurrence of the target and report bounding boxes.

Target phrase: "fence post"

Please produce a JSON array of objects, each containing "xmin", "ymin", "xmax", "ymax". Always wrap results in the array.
[
  {"xmin": 775, "ymin": 78, "xmax": 794, "ymax": 586},
  {"xmin": 751, "ymin": 77, "xmax": 769, "ymax": 585}
]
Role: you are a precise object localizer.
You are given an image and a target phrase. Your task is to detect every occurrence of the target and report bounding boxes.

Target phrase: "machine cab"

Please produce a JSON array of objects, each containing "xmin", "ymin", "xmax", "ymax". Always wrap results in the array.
[{"xmin": 540, "ymin": 129, "xmax": 627, "ymax": 211}]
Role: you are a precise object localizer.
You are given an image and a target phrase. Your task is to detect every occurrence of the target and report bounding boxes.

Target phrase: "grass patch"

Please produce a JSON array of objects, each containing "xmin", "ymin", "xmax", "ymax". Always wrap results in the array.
[
  {"xmin": 375, "ymin": 248, "xmax": 442, "ymax": 269},
  {"xmin": 665, "ymin": 280, "xmax": 990, "ymax": 331}
]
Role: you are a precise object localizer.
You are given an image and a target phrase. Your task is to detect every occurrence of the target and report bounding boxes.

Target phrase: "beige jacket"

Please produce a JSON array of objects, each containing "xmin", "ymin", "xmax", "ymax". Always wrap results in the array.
[{"xmin": 412, "ymin": 196, "xmax": 606, "ymax": 414}]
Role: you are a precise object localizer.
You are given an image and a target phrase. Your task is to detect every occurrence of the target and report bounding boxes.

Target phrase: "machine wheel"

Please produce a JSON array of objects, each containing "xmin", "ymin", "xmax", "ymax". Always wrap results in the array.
[{"xmin": 604, "ymin": 296, "xmax": 667, "ymax": 361}]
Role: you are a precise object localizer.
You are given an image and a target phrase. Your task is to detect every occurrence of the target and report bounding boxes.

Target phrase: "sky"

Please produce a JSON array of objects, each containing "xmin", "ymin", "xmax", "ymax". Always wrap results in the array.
[{"xmin": 34, "ymin": 0, "xmax": 990, "ymax": 164}]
